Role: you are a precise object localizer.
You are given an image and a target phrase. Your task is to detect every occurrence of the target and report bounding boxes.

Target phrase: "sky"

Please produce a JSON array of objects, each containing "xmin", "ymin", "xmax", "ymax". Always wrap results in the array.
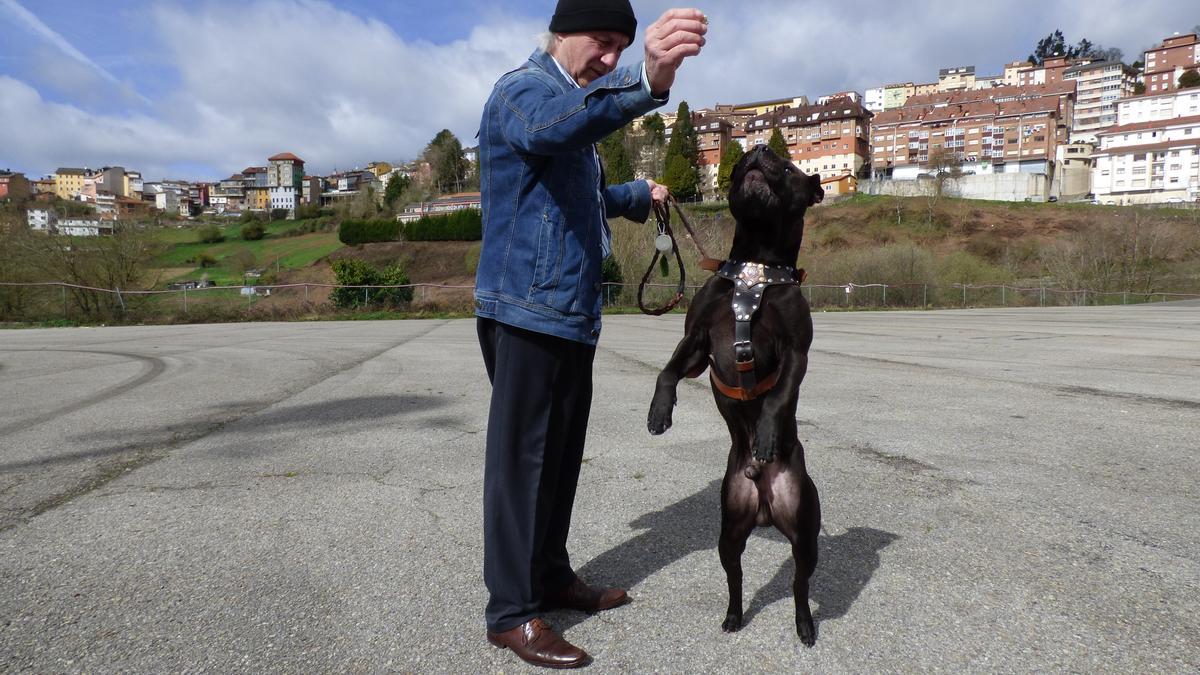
[{"xmin": 1, "ymin": 0, "xmax": 1197, "ymax": 182}]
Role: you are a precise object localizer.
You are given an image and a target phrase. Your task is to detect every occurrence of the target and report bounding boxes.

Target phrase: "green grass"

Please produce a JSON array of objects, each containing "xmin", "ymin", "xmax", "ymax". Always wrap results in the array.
[{"xmin": 151, "ymin": 221, "xmax": 343, "ymax": 285}]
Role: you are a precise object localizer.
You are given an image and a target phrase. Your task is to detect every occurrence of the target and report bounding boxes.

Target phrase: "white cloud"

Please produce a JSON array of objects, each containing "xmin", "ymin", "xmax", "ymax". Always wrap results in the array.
[{"xmin": 2, "ymin": 0, "xmax": 541, "ymax": 179}]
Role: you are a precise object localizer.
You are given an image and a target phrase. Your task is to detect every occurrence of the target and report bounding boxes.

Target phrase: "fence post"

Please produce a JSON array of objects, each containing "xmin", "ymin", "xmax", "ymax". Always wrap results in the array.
[
  {"xmin": 1082, "ymin": 289, "xmax": 1087, "ymax": 306},
  {"xmin": 62, "ymin": 285, "xmax": 67, "ymax": 319},
  {"xmin": 1123, "ymin": 290, "xmax": 1127, "ymax": 305},
  {"xmin": 1041, "ymin": 286, "xmax": 1045, "ymax": 307},
  {"xmin": 364, "ymin": 287, "xmax": 369, "ymax": 306},
  {"xmin": 1001, "ymin": 285, "xmax": 1006, "ymax": 306},
  {"xmin": 183, "ymin": 288, "xmax": 188, "ymax": 314},
  {"xmin": 883, "ymin": 284, "xmax": 888, "ymax": 306},
  {"xmin": 923, "ymin": 284, "xmax": 927, "ymax": 308},
  {"xmin": 961, "ymin": 284, "xmax": 967, "ymax": 307}
]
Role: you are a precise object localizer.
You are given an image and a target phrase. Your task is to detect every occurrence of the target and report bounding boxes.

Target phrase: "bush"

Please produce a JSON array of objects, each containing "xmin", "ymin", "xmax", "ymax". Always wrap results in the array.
[
  {"xmin": 240, "ymin": 221, "xmax": 266, "ymax": 241},
  {"xmin": 464, "ymin": 242, "xmax": 482, "ymax": 275},
  {"xmin": 329, "ymin": 258, "xmax": 413, "ymax": 308},
  {"xmin": 270, "ymin": 208, "xmax": 290, "ymax": 221},
  {"xmin": 338, "ymin": 218, "xmax": 401, "ymax": 245},
  {"xmin": 401, "ymin": 208, "xmax": 482, "ymax": 241},
  {"xmin": 239, "ymin": 210, "xmax": 266, "ymax": 223},
  {"xmin": 194, "ymin": 252, "xmax": 217, "ymax": 268},
  {"xmin": 601, "ymin": 256, "xmax": 623, "ymax": 306},
  {"xmin": 197, "ymin": 225, "xmax": 224, "ymax": 243}
]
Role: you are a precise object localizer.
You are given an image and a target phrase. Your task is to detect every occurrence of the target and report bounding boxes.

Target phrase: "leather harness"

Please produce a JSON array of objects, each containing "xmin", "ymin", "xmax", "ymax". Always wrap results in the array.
[{"xmin": 705, "ymin": 260, "xmax": 806, "ymax": 401}]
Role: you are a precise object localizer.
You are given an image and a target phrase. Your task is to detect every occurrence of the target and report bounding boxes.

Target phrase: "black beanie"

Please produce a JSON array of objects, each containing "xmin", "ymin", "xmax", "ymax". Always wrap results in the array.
[{"xmin": 549, "ymin": 0, "xmax": 637, "ymax": 45}]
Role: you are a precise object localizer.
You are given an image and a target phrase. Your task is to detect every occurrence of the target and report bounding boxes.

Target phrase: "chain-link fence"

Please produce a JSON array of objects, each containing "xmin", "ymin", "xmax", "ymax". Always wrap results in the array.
[{"xmin": 4, "ymin": 280, "xmax": 1196, "ymax": 325}]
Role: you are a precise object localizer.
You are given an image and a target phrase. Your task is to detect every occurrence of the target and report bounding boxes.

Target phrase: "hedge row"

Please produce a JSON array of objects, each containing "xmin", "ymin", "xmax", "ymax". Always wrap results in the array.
[
  {"xmin": 338, "ymin": 218, "xmax": 400, "ymax": 245},
  {"xmin": 402, "ymin": 208, "xmax": 482, "ymax": 241}
]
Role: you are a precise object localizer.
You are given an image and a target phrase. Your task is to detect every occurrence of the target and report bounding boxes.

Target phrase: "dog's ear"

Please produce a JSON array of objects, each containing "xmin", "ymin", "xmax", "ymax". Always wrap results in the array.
[{"xmin": 808, "ymin": 174, "xmax": 824, "ymax": 206}]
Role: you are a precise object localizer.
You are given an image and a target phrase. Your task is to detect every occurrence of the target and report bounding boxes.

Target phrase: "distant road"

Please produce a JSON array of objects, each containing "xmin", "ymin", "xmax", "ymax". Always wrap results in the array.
[{"xmin": 1, "ymin": 306, "xmax": 1197, "ymax": 672}]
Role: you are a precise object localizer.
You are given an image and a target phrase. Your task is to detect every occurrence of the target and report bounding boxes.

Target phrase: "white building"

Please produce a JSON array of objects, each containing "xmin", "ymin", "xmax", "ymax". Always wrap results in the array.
[
  {"xmin": 864, "ymin": 87, "xmax": 885, "ymax": 113},
  {"xmin": 1091, "ymin": 102, "xmax": 1200, "ymax": 204},
  {"xmin": 1111, "ymin": 87, "xmax": 1200, "ymax": 125},
  {"xmin": 1063, "ymin": 60, "xmax": 1139, "ymax": 144},
  {"xmin": 26, "ymin": 208, "xmax": 55, "ymax": 231},
  {"xmin": 57, "ymin": 218, "xmax": 112, "ymax": 236},
  {"xmin": 268, "ymin": 186, "xmax": 298, "ymax": 213}
]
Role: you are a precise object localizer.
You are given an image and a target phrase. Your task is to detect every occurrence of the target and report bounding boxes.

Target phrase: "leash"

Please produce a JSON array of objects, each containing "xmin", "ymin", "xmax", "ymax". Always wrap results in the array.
[{"xmin": 636, "ymin": 197, "xmax": 723, "ymax": 316}]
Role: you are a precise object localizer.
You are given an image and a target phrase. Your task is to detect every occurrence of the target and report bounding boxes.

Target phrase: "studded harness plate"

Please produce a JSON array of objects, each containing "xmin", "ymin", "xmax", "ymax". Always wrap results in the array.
[{"xmin": 709, "ymin": 260, "xmax": 806, "ymax": 401}]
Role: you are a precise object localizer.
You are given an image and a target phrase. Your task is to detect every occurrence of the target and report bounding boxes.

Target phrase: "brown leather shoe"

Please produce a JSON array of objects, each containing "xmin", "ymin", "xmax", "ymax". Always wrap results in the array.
[
  {"xmin": 486, "ymin": 618, "xmax": 590, "ymax": 669},
  {"xmin": 544, "ymin": 578, "xmax": 629, "ymax": 613}
]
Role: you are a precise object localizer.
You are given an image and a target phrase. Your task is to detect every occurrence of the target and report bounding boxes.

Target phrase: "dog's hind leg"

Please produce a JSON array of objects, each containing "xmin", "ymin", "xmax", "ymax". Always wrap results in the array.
[
  {"xmin": 718, "ymin": 465, "xmax": 758, "ymax": 632},
  {"xmin": 791, "ymin": 471, "xmax": 821, "ymax": 646}
]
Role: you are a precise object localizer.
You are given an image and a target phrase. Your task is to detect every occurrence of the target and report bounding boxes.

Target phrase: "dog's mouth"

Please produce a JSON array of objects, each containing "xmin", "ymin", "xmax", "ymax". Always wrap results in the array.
[{"xmin": 740, "ymin": 168, "xmax": 777, "ymax": 203}]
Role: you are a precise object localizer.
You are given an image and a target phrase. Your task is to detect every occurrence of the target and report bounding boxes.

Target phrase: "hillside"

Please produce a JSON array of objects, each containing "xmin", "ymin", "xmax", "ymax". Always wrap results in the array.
[{"xmin": 140, "ymin": 195, "xmax": 1200, "ymax": 317}]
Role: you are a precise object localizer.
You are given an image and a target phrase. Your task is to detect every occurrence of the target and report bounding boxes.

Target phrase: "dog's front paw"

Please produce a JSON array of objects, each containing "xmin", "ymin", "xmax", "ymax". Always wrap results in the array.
[
  {"xmin": 647, "ymin": 395, "xmax": 674, "ymax": 435},
  {"xmin": 721, "ymin": 611, "xmax": 743, "ymax": 633},
  {"xmin": 752, "ymin": 427, "xmax": 778, "ymax": 463}
]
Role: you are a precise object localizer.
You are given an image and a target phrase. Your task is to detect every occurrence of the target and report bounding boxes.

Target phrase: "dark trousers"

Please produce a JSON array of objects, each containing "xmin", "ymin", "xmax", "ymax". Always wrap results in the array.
[{"xmin": 477, "ymin": 318, "xmax": 596, "ymax": 632}]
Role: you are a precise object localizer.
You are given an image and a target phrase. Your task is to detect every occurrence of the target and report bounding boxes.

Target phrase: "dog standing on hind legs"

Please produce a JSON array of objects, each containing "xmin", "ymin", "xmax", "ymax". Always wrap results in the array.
[{"xmin": 647, "ymin": 145, "xmax": 824, "ymax": 646}]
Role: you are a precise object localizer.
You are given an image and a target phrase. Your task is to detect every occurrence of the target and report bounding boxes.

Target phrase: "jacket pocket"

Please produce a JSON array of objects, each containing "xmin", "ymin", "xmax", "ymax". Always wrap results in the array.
[{"xmin": 532, "ymin": 202, "xmax": 564, "ymax": 291}]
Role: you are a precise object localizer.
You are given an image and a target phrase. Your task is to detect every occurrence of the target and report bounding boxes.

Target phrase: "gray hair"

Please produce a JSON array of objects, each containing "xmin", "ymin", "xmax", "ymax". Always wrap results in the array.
[{"xmin": 538, "ymin": 31, "xmax": 557, "ymax": 53}]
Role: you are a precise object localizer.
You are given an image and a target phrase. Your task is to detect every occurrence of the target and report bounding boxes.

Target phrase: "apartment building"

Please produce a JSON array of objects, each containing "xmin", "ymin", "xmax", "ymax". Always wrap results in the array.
[
  {"xmin": 743, "ymin": 97, "xmax": 872, "ymax": 178},
  {"xmin": 54, "ymin": 168, "xmax": 87, "ymax": 200},
  {"xmin": 870, "ymin": 83, "xmax": 1074, "ymax": 179},
  {"xmin": 693, "ymin": 115, "xmax": 736, "ymax": 198},
  {"xmin": 939, "ymin": 66, "xmax": 976, "ymax": 91},
  {"xmin": 0, "ymin": 171, "xmax": 31, "ymax": 201},
  {"xmin": 1143, "ymin": 33, "xmax": 1200, "ymax": 94},
  {"xmin": 1091, "ymin": 116, "xmax": 1200, "ymax": 204},
  {"xmin": 864, "ymin": 82, "xmax": 917, "ymax": 113},
  {"xmin": 1016, "ymin": 55, "xmax": 1081, "ymax": 87},
  {"xmin": 1114, "ymin": 86, "xmax": 1200, "ymax": 124},
  {"xmin": 1092, "ymin": 87, "xmax": 1200, "ymax": 204},
  {"xmin": 26, "ymin": 207, "xmax": 55, "ymax": 230},
  {"xmin": 1064, "ymin": 60, "xmax": 1139, "ymax": 143},
  {"xmin": 1003, "ymin": 61, "xmax": 1031, "ymax": 86},
  {"xmin": 267, "ymin": 152, "xmax": 304, "ymax": 215}
]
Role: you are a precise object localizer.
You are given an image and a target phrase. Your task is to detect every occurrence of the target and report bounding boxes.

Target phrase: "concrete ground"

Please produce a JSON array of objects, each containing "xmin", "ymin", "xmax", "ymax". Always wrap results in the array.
[{"xmin": 0, "ymin": 306, "xmax": 1197, "ymax": 673}]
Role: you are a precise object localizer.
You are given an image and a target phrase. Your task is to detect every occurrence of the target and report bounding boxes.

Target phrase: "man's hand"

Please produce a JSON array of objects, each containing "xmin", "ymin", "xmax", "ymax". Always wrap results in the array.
[
  {"xmin": 646, "ymin": 179, "xmax": 670, "ymax": 205},
  {"xmin": 645, "ymin": 8, "xmax": 707, "ymax": 97}
]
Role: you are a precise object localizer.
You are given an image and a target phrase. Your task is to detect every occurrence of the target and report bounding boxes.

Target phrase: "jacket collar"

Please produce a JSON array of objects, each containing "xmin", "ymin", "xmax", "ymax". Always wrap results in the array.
[{"xmin": 529, "ymin": 49, "xmax": 575, "ymax": 93}]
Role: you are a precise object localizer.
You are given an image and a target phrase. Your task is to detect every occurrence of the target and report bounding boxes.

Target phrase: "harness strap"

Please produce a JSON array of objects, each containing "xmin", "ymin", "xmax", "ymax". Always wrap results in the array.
[
  {"xmin": 709, "ymin": 363, "xmax": 781, "ymax": 401},
  {"xmin": 709, "ymin": 260, "xmax": 806, "ymax": 401}
]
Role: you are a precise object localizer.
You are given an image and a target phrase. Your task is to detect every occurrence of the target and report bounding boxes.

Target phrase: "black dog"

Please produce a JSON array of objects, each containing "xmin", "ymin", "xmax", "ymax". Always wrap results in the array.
[{"xmin": 647, "ymin": 146, "xmax": 824, "ymax": 645}]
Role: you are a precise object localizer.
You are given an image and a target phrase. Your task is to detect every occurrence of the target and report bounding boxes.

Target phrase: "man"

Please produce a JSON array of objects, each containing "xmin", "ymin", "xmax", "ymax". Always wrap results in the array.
[{"xmin": 474, "ymin": 1, "xmax": 706, "ymax": 668}]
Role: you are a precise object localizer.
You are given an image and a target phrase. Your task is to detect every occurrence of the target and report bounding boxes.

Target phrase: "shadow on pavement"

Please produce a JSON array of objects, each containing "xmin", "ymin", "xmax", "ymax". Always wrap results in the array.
[
  {"xmin": 2, "ymin": 395, "xmax": 446, "ymax": 473},
  {"xmin": 558, "ymin": 480, "xmax": 897, "ymax": 632}
]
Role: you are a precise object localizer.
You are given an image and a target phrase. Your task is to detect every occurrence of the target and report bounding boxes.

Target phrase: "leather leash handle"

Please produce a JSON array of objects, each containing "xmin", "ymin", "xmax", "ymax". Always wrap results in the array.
[{"xmin": 637, "ymin": 202, "xmax": 686, "ymax": 316}]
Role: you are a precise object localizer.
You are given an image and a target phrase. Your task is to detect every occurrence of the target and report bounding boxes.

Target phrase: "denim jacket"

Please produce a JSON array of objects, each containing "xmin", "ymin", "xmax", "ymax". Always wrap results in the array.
[{"xmin": 474, "ymin": 49, "xmax": 667, "ymax": 345}]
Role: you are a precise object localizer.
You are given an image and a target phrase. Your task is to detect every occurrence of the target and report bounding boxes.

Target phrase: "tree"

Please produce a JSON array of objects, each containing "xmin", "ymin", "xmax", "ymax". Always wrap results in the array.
[
  {"xmin": 1029, "ymin": 30, "xmax": 1067, "ymax": 65},
  {"xmin": 598, "ymin": 128, "xmax": 635, "ymax": 185},
  {"xmin": 661, "ymin": 101, "xmax": 701, "ymax": 201},
  {"xmin": 384, "ymin": 172, "xmax": 411, "ymax": 208},
  {"xmin": 1028, "ymin": 30, "xmax": 1118, "ymax": 65},
  {"xmin": 923, "ymin": 146, "xmax": 964, "ymax": 225},
  {"xmin": 642, "ymin": 113, "xmax": 666, "ymax": 145},
  {"xmin": 423, "ymin": 129, "xmax": 468, "ymax": 195},
  {"xmin": 1180, "ymin": 69, "xmax": 1200, "ymax": 89},
  {"xmin": 767, "ymin": 128, "xmax": 790, "ymax": 160},
  {"xmin": 1133, "ymin": 81, "xmax": 1146, "ymax": 95},
  {"xmin": 716, "ymin": 141, "xmax": 745, "ymax": 197}
]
